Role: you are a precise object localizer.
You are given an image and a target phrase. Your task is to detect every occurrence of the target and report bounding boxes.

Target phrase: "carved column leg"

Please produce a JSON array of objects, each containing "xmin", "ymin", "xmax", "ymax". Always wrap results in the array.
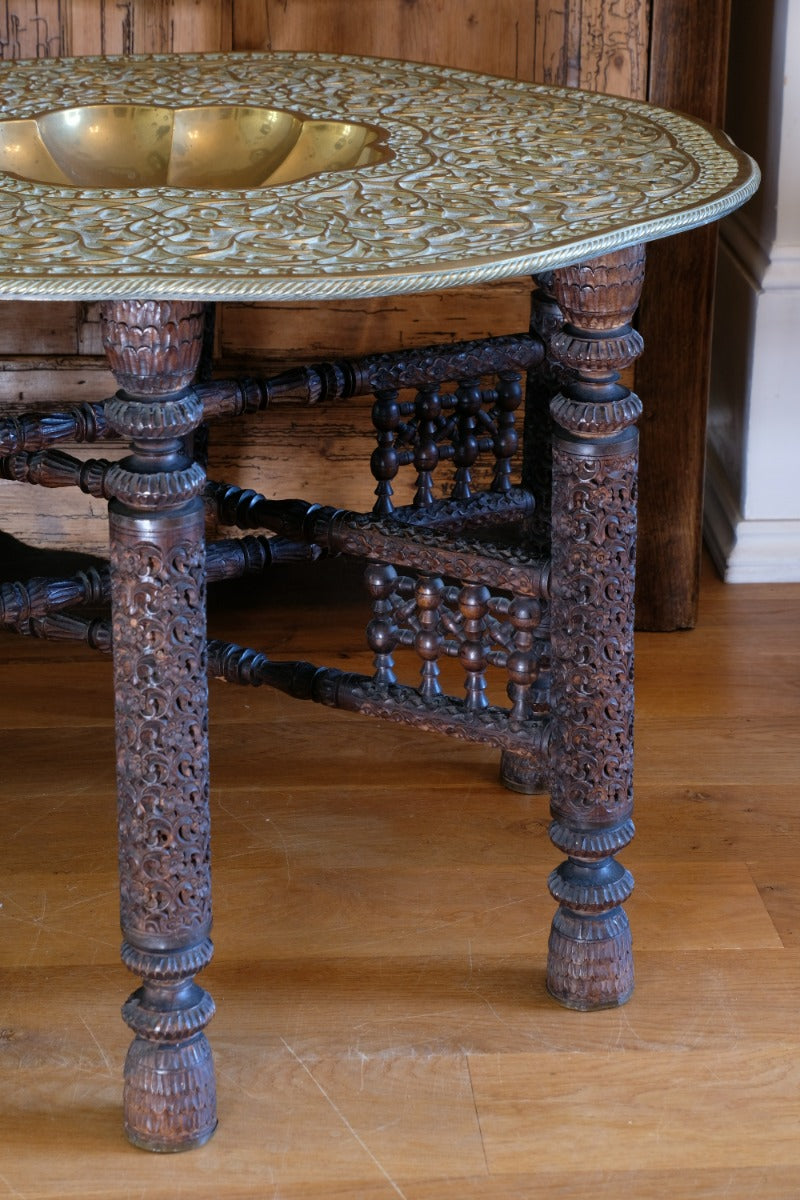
[
  {"xmin": 101, "ymin": 300, "xmax": 216, "ymax": 1150},
  {"xmin": 544, "ymin": 247, "xmax": 645, "ymax": 1009}
]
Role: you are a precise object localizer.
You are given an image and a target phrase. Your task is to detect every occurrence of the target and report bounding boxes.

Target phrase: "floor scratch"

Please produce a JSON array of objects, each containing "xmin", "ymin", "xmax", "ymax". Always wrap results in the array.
[
  {"xmin": 24, "ymin": 891, "xmax": 47, "ymax": 967},
  {"xmin": 79, "ymin": 1014, "xmax": 113, "ymax": 1075},
  {"xmin": 280, "ymin": 1038, "xmax": 409, "ymax": 1200},
  {"xmin": 0, "ymin": 1167, "xmax": 25, "ymax": 1197},
  {"xmin": 216, "ymin": 799, "xmax": 293, "ymax": 883},
  {"xmin": 466, "ymin": 1055, "xmax": 491, "ymax": 1178}
]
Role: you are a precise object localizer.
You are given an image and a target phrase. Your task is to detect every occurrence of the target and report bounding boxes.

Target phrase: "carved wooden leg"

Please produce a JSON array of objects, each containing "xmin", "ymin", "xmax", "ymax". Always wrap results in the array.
[
  {"xmin": 101, "ymin": 300, "xmax": 216, "ymax": 1150},
  {"xmin": 544, "ymin": 247, "xmax": 645, "ymax": 1009}
]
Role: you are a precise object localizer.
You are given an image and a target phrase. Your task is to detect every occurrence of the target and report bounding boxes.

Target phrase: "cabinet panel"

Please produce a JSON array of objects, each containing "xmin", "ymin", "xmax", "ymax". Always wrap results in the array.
[
  {"xmin": 0, "ymin": 1, "xmax": 66, "ymax": 58},
  {"xmin": 635, "ymin": 0, "xmax": 732, "ymax": 628},
  {"xmin": 254, "ymin": 0, "xmax": 535, "ymax": 79},
  {"xmin": 0, "ymin": 0, "xmax": 232, "ymax": 58}
]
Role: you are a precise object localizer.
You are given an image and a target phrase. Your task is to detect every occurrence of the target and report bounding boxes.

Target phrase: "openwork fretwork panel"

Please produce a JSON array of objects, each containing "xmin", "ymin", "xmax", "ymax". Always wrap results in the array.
[
  {"xmin": 369, "ymin": 372, "xmax": 523, "ymax": 515},
  {"xmin": 364, "ymin": 561, "xmax": 547, "ymax": 719}
]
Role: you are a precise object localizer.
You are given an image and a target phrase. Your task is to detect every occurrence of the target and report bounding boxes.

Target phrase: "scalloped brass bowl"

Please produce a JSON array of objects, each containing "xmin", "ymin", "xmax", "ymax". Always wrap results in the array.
[{"xmin": 0, "ymin": 103, "xmax": 389, "ymax": 189}]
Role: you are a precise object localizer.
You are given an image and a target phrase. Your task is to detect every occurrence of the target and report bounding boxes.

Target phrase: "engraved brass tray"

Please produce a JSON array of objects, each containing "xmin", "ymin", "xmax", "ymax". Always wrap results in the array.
[{"xmin": 0, "ymin": 51, "xmax": 759, "ymax": 301}]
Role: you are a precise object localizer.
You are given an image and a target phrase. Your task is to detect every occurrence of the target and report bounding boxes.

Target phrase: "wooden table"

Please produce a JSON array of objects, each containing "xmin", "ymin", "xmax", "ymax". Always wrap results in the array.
[{"xmin": 0, "ymin": 51, "xmax": 757, "ymax": 1152}]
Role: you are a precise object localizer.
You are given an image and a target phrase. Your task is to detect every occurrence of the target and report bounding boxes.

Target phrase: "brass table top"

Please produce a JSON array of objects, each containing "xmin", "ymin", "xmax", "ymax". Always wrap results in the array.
[{"xmin": 0, "ymin": 51, "xmax": 758, "ymax": 302}]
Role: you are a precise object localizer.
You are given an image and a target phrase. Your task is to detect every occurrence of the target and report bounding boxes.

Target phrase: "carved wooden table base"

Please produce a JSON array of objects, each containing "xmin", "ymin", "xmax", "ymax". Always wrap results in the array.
[
  {"xmin": 0, "ymin": 48, "xmax": 758, "ymax": 1155},
  {"xmin": 76, "ymin": 246, "xmax": 643, "ymax": 1148}
]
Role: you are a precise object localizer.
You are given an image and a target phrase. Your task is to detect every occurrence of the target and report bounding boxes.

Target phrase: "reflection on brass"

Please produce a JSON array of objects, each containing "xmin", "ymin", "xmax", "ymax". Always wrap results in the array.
[
  {"xmin": 0, "ymin": 103, "xmax": 388, "ymax": 189},
  {"xmin": 0, "ymin": 52, "xmax": 759, "ymax": 301}
]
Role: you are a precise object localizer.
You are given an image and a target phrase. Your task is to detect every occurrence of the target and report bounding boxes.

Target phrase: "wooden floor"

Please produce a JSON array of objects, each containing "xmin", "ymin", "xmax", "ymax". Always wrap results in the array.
[{"xmin": 1, "ymin": 554, "xmax": 799, "ymax": 1199}]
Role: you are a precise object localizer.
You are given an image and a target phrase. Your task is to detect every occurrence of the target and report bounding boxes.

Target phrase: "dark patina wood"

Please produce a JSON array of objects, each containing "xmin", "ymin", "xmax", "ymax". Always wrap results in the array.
[
  {"xmin": 2, "ymin": 278, "xmax": 650, "ymax": 1026},
  {"xmin": 544, "ymin": 246, "xmax": 645, "ymax": 1008},
  {"xmin": 635, "ymin": 0, "xmax": 733, "ymax": 630},
  {"xmin": 101, "ymin": 300, "xmax": 217, "ymax": 1152},
  {"xmin": 500, "ymin": 275, "xmax": 564, "ymax": 794}
]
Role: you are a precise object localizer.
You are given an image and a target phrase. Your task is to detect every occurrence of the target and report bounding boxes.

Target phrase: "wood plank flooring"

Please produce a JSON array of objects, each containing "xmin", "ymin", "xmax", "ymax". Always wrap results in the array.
[{"xmin": 0, "ymin": 556, "xmax": 799, "ymax": 1198}]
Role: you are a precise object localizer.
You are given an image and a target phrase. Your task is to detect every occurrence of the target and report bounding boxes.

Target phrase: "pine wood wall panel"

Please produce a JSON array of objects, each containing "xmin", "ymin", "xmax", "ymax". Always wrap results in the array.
[
  {"xmin": 533, "ymin": 0, "xmax": 581, "ymax": 85},
  {"xmin": 0, "ymin": 1, "xmax": 66, "ymax": 57},
  {"xmin": 0, "ymin": 1, "xmax": 233, "ymax": 58},
  {"xmin": 532, "ymin": 0, "xmax": 649, "ymax": 95},
  {"xmin": 0, "ymin": 302, "xmax": 78, "ymax": 355},
  {"xmin": 576, "ymin": 0, "xmax": 649, "ymax": 98},
  {"xmin": 219, "ymin": 283, "xmax": 531, "ymax": 369},
  {"xmin": 68, "ymin": 0, "xmax": 232, "ymax": 55},
  {"xmin": 231, "ymin": 0, "xmax": 270, "ymax": 50}
]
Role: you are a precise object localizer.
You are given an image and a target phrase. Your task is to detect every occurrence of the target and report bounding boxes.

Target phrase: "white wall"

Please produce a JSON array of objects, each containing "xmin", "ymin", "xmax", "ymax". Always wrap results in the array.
[{"xmin": 705, "ymin": 0, "xmax": 800, "ymax": 581}]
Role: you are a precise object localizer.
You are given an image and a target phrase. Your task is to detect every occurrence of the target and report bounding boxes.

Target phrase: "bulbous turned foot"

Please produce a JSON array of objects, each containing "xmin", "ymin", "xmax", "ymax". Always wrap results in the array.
[
  {"xmin": 546, "ymin": 906, "xmax": 634, "ymax": 1011},
  {"xmin": 500, "ymin": 749, "xmax": 548, "ymax": 794},
  {"xmin": 123, "ymin": 1033, "xmax": 217, "ymax": 1153}
]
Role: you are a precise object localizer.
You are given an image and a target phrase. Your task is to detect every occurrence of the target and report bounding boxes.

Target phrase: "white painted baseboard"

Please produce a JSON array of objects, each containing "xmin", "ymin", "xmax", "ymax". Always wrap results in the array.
[
  {"xmin": 704, "ymin": 447, "xmax": 800, "ymax": 582},
  {"xmin": 721, "ymin": 213, "xmax": 800, "ymax": 292}
]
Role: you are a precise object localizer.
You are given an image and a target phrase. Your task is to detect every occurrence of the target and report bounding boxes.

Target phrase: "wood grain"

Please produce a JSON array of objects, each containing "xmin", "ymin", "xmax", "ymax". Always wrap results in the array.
[
  {"xmin": 470, "ymin": 1046, "xmax": 800, "ymax": 1173},
  {"xmin": 635, "ymin": 0, "xmax": 733, "ymax": 630},
  {"xmin": 0, "ymin": 0, "xmax": 66, "ymax": 58},
  {"xmin": 0, "ymin": 302, "xmax": 78, "ymax": 356},
  {"xmin": 577, "ymin": 0, "xmax": 649, "ymax": 98},
  {"xmin": 0, "ymin": 558, "xmax": 798, "ymax": 1194},
  {"xmin": 262, "ymin": 0, "xmax": 536, "ymax": 78}
]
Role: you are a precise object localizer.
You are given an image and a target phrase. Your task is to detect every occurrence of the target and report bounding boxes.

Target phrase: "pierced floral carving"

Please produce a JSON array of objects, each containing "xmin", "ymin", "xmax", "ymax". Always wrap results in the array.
[
  {"xmin": 548, "ymin": 437, "xmax": 638, "ymax": 830},
  {"xmin": 110, "ymin": 529, "xmax": 210, "ymax": 946}
]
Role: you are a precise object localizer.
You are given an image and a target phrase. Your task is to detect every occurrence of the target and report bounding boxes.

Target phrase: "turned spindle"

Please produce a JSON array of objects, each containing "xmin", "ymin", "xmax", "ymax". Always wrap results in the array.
[
  {"xmin": 415, "ymin": 575, "xmax": 445, "ymax": 700},
  {"xmin": 499, "ymin": 274, "xmax": 562, "ymax": 796}
]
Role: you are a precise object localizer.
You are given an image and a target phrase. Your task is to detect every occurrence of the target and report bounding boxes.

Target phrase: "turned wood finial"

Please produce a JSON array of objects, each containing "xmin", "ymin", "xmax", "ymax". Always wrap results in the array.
[
  {"xmin": 100, "ymin": 300, "xmax": 206, "ymax": 396},
  {"xmin": 548, "ymin": 244, "xmax": 646, "ymax": 437}
]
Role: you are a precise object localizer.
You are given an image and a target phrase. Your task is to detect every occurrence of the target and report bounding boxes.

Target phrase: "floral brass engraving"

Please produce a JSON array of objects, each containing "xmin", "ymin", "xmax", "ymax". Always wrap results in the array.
[{"xmin": 0, "ymin": 52, "xmax": 758, "ymax": 299}]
